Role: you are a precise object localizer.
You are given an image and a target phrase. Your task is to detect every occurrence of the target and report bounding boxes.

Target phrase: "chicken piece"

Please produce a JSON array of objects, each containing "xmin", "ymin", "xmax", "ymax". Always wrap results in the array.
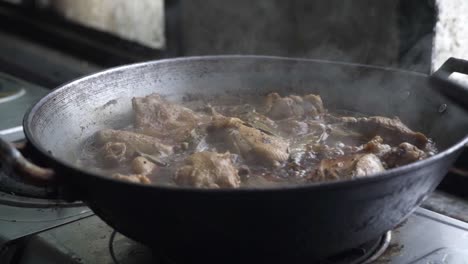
[
  {"xmin": 174, "ymin": 151, "xmax": 240, "ymax": 188},
  {"xmin": 340, "ymin": 116, "xmax": 428, "ymax": 148},
  {"xmin": 177, "ymin": 126, "xmax": 209, "ymax": 153},
  {"xmin": 113, "ymin": 173, "xmax": 151, "ymax": 184},
  {"xmin": 325, "ymin": 123, "xmax": 368, "ymax": 146},
  {"xmin": 131, "ymin": 156, "xmax": 157, "ymax": 175},
  {"xmin": 277, "ymin": 119, "xmax": 309, "ymax": 137},
  {"xmin": 314, "ymin": 153, "xmax": 385, "ymax": 181},
  {"xmin": 132, "ymin": 93, "xmax": 204, "ymax": 143},
  {"xmin": 382, "ymin": 142, "xmax": 427, "ymax": 168},
  {"xmin": 208, "ymin": 115, "xmax": 289, "ymax": 167},
  {"xmin": 360, "ymin": 136, "xmax": 392, "ymax": 157},
  {"xmin": 97, "ymin": 129, "xmax": 173, "ymax": 158},
  {"xmin": 215, "ymin": 104, "xmax": 279, "ymax": 136},
  {"xmin": 240, "ymin": 111, "xmax": 279, "ymax": 136},
  {"xmin": 355, "ymin": 154, "xmax": 386, "ymax": 176},
  {"xmin": 264, "ymin": 93, "xmax": 324, "ymax": 120},
  {"xmin": 100, "ymin": 142, "xmax": 127, "ymax": 166},
  {"xmin": 358, "ymin": 138, "xmax": 426, "ymax": 168},
  {"xmin": 303, "ymin": 94, "xmax": 325, "ymax": 113},
  {"xmin": 308, "ymin": 144, "xmax": 345, "ymax": 159}
]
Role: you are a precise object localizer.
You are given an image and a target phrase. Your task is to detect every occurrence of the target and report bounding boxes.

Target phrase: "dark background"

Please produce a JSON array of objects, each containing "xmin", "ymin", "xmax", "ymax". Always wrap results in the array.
[{"xmin": 0, "ymin": 0, "xmax": 435, "ymax": 87}]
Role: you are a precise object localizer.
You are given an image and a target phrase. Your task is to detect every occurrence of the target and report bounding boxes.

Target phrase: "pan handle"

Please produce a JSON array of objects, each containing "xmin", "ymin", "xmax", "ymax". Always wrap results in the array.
[
  {"xmin": 431, "ymin": 57, "xmax": 468, "ymax": 109},
  {"xmin": 0, "ymin": 137, "xmax": 54, "ymax": 184},
  {"xmin": 433, "ymin": 57, "xmax": 468, "ymax": 77}
]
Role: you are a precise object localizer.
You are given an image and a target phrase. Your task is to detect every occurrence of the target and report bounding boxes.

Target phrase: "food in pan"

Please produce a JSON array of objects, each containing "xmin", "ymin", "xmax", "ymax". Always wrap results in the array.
[{"xmin": 78, "ymin": 92, "xmax": 437, "ymax": 188}]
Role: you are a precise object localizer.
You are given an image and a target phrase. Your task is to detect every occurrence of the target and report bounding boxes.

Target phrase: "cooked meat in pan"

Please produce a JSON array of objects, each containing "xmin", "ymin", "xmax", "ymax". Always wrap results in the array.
[
  {"xmin": 77, "ymin": 92, "xmax": 437, "ymax": 188},
  {"xmin": 174, "ymin": 151, "xmax": 240, "ymax": 188},
  {"xmin": 207, "ymin": 115, "xmax": 289, "ymax": 167}
]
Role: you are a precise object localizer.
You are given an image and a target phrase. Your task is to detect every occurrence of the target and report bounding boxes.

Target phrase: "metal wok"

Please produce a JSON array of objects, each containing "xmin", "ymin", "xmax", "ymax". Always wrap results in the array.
[{"xmin": 2, "ymin": 56, "xmax": 468, "ymax": 263}]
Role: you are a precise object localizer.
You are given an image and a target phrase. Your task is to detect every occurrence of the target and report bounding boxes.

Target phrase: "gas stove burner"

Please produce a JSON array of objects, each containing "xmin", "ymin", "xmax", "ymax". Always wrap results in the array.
[
  {"xmin": 0, "ymin": 83, "xmax": 25, "ymax": 104},
  {"xmin": 108, "ymin": 230, "xmax": 392, "ymax": 264},
  {"xmin": 109, "ymin": 230, "xmax": 157, "ymax": 264},
  {"xmin": 321, "ymin": 232, "xmax": 391, "ymax": 264}
]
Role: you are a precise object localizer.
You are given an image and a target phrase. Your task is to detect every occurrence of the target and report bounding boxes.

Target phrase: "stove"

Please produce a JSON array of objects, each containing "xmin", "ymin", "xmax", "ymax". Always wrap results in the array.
[
  {"xmin": 2, "ymin": 208, "xmax": 466, "ymax": 264},
  {"xmin": 0, "ymin": 73, "xmax": 467, "ymax": 264}
]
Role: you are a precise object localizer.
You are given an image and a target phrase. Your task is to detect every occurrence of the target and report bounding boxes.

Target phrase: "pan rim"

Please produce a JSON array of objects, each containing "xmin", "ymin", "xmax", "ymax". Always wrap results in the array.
[{"xmin": 22, "ymin": 55, "xmax": 468, "ymax": 193}]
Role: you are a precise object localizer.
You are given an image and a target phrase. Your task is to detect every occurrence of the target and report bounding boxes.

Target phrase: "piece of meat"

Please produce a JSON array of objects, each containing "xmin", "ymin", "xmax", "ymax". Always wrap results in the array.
[
  {"xmin": 113, "ymin": 173, "xmax": 151, "ymax": 184},
  {"xmin": 216, "ymin": 104, "xmax": 279, "ymax": 136},
  {"xmin": 313, "ymin": 153, "xmax": 385, "ymax": 181},
  {"xmin": 325, "ymin": 123, "xmax": 368, "ymax": 146},
  {"xmin": 97, "ymin": 129, "xmax": 173, "ymax": 158},
  {"xmin": 352, "ymin": 137, "xmax": 426, "ymax": 168},
  {"xmin": 208, "ymin": 115, "xmax": 289, "ymax": 167},
  {"xmin": 100, "ymin": 142, "xmax": 127, "ymax": 166},
  {"xmin": 340, "ymin": 116, "xmax": 428, "ymax": 148},
  {"xmin": 132, "ymin": 93, "xmax": 204, "ymax": 143},
  {"xmin": 131, "ymin": 156, "xmax": 157, "ymax": 175},
  {"xmin": 277, "ymin": 119, "xmax": 309, "ymax": 137},
  {"xmin": 382, "ymin": 142, "xmax": 427, "ymax": 168},
  {"xmin": 354, "ymin": 154, "xmax": 386, "ymax": 176},
  {"xmin": 174, "ymin": 151, "xmax": 240, "ymax": 188},
  {"xmin": 360, "ymin": 136, "xmax": 392, "ymax": 157},
  {"xmin": 264, "ymin": 93, "xmax": 324, "ymax": 120},
  {"xmin": 303, "ymin": 94, "xmax": 325, "ymax": 113},
  {"xmin": 241, "ymin": 111, "xmax": 279, "ymax": 136},
  {"xmin": 172, "ymin": 126, "xmax": 208, "ymax": 153},
  {"xmin": 308, "ymin": 144, "xmax": 345, "ymax": 159}
]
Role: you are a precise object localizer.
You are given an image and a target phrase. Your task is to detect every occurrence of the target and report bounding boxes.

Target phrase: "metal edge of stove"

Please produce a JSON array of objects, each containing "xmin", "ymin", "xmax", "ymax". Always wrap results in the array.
[
  {"xmin": 0, "ymin": 191, "xmax": 93, "ymax": 259},
  {"xmin": 0, "ymin": 212, "xmax": 95, "ymax": 264},
  {"xmin": 0, "ymin": 87, "xmax": 25, "ymax": 104},
  {"xmin": 0, "ymin": 126, "xmax": 25, "ymax": 142},
  {"xmin": 414, "ymin": 207, "xmax": 468, "ymax": 230},
  {"xmin": 0, "ymin": 191, "xmax": 92, "ymax": 247},
  {"xmin": 422, "ymin": 190, "xmax": 468, "ymax": 223},
  {"xmin": 0, "ymin": 190, "xmax": 84, "ymax": 208},
  {"xmin": 5, "ymin": 207, "xmax": 468, "ymax": 264},
  {"xmin": 376, "ymin": 207, "xmax": 468, "ymax": 264},
  {"xmin": 0, "ymin": 71, "xmax": 50, "ymax": 132},
  {"xmin": 0, "ymin": 206, "xmax": 93, "ymax": 238},
  {"xmin": 12, "ymin": 215, "xmax": 150, "ymax": 264}
]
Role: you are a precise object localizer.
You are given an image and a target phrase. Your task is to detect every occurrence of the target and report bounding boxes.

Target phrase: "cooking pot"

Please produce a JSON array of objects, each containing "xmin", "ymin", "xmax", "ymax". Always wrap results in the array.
[{"xmin": 1, "ymin": 56, "xmax": 468, "ymax": 263}]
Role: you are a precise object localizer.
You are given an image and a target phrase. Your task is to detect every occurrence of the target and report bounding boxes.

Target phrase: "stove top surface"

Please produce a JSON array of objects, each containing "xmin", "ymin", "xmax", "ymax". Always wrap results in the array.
[
  {"xmin": 5, "ymin": 208, "xmax": 467, "ymax": 264},
  {"xmin": 0, "ymin": 82, "xmax": 25, "ymax": 103},
  {"xmin": 0, "ymin": 72, "xmax": 49, "ymax": 142}
]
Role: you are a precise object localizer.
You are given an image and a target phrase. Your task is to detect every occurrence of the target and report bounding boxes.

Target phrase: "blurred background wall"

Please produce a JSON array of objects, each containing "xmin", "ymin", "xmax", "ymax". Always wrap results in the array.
[
  {"xmin": 39, "ymin": 0, "xmax": 165, "ymax": 49},
  {"xmin": 0, "ymin": 0, "xmax": 456, "ymax": 86}
]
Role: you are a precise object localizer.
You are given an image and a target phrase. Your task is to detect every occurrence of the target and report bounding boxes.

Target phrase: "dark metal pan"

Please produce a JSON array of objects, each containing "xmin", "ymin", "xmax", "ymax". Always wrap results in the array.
[{"xmin": 1, "ymin": 56, "xmax": 468, "ymax": 263}]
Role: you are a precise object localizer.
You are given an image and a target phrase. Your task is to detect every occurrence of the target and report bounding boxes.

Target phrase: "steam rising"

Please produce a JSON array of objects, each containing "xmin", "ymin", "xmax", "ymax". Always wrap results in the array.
[
  {"xmin": 177, "ymin": 0, "xmax": 464, "ymax": 147},
  {"xmin": 181, "ymin": 0, "xmax": 400, "ymax": 66}
]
